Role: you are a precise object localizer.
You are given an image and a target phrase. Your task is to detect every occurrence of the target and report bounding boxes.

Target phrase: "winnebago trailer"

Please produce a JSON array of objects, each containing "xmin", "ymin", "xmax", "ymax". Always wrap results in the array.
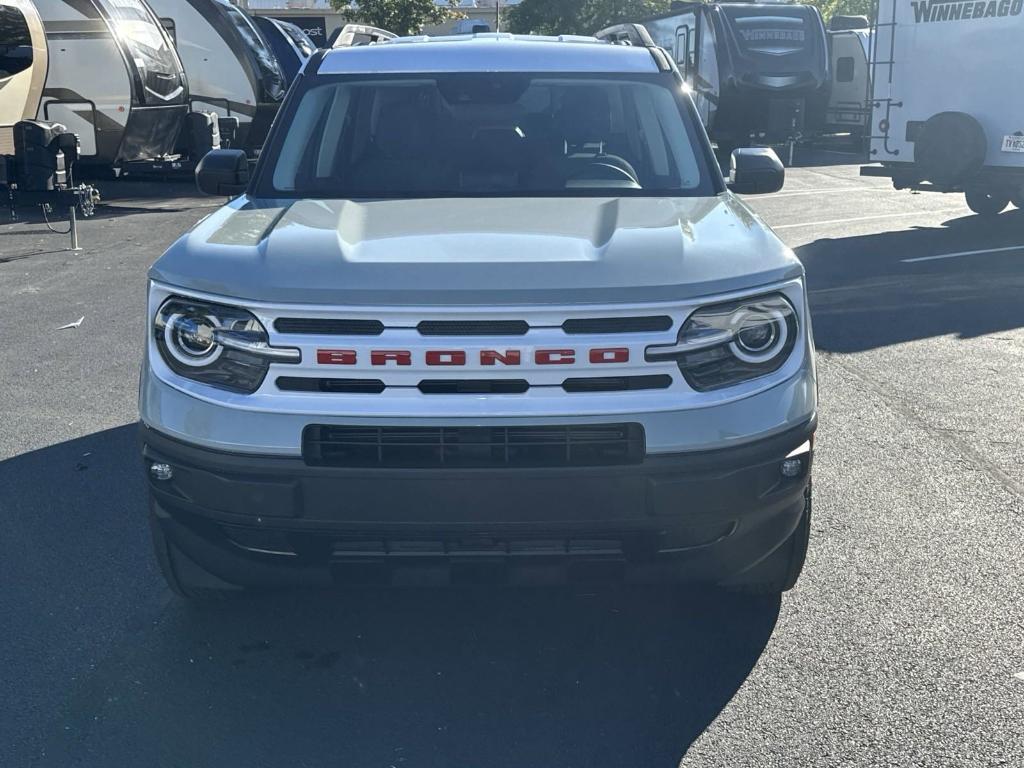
[
  {"xmin": 0, "ymin": 0, "xmax": 48, "ymax": 156},
  {"xmin": 146, "ymin": 0, "xmax": 285, "ymax": 154},
  {"xmin": 639, "ymin": 1, "xmax": 830, "ymax": 151},
  {"xmin": 863, "ymin": 0, "xmax": 1024, "ymax": 214},
  {"xmin": 24, "ymin": 0, "xmax": 187, "ymax": 169},
  {"xmin": 252, "ymin": 16, "xmax": 314, "ymax": 86}
]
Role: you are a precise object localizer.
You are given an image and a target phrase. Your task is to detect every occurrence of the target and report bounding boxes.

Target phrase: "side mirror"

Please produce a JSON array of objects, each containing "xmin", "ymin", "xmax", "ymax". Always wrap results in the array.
[
  {"xmin": 196, "ymin": 149, "xmax": 249, "ymax": 196},
  {"xmin": 728, "ymin": 148, "xmax": 785, "ymax": 194}
]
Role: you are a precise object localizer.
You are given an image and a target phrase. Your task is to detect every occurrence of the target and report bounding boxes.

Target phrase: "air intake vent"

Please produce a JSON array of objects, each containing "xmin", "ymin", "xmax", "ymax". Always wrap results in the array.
[
  {"xmin": 303, "ymin": 424, "xmax": 645, "ymax": 468},
  {"xmin": 562, "ymin": 375, "xmax": 672, "ymax": 393},
  {"xmin": 562, "ymin": 316, "xmax": 673, "ymax": 334},
  {"xmin": 277, "ymin": 377, "xmax": 385, "ymax": 394},
  {"xmin": 274, "ymin": 318, "xmax": 384, "ymax": 335},
  {"xmin": 418, "ymin": 379, "xmax": 529, "ymax": 394},
  {"xmin": 417, "ymin": 320, "xmax": 530, "ymax": 336}
]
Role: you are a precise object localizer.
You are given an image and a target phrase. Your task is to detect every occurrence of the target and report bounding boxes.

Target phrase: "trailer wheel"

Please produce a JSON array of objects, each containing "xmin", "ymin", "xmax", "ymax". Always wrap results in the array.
[
  {"xmin": 965, "ymin": 187, "xmax": 1010, "ymax": 216},
  {"xmin": 916, "ymin": 112, "xmax": 987, "ymax": 188}
]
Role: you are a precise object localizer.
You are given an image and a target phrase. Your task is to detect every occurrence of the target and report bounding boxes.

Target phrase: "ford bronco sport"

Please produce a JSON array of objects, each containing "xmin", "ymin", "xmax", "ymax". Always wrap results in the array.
[{"xmin": 141, "ymin": 31, "xmax": 816, "ymax": 598}]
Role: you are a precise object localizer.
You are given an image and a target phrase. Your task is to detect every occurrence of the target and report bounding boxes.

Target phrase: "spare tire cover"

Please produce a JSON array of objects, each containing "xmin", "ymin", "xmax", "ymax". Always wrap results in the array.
[{"xmin": 915, "ymin": 111, "xmax": 987, "ymax": 187}]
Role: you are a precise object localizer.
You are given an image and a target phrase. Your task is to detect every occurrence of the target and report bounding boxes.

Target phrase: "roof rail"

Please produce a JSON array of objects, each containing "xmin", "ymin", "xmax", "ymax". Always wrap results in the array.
[
  {"xmin": 594, "ymin": 23, "xmax": 657, "ymax": 48},
  {"xmin": 594, "ymin": 23, "xmax": 673, "ymax": 73}
]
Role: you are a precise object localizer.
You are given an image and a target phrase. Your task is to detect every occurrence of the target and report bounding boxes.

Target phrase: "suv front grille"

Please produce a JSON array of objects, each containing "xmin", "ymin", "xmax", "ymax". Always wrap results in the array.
[{"xmin": 302, "ymin": 424, "xmax": 645, "ymax": 468}]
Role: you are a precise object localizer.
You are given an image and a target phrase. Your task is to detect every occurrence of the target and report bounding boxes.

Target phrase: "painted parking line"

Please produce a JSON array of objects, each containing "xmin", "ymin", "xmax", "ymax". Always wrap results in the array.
[
  {"xmin": 752, "ymin": 186, "xmax": 879, "ymax": 199},
  {"xmin": 901, "ymin": 244, "xmax": 1024, "ymax": 263},
  {"xmin": 772, "ymin": 209, "xmax": 963, "ymax": 230}
]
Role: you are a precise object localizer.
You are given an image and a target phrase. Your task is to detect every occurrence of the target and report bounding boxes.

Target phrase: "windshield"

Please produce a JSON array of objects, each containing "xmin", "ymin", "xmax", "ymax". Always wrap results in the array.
[
  {"xmin": 221, "ymin": 1, "xmax": 285, "ymax": 102},
  {"xmin": 104, "ymin": 0, "xmax": 184, "ymax": 104},
  {"xmin": 264, "ymin": 73, "xmax": 713, "ymax": 198}
]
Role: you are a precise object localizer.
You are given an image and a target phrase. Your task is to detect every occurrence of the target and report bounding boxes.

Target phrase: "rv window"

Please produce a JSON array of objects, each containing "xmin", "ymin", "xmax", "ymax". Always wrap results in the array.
[
  {"xmin": 105, "ymin": 0, "xmax": 184, "ymax": 103},
  {"xmin": 263, "ymin": 73, "xmax": 714, "ymax": 199},
  {"xmin": 836, "ymin": 56, "xmax": 855, "ymax": 83},
  {"xmin": 160, "ymin": 17, "xmax": 176, "ymax": 45},
  {"xmin": 0, "ymin": 6, "xmax": 33, "ymax": 78}
]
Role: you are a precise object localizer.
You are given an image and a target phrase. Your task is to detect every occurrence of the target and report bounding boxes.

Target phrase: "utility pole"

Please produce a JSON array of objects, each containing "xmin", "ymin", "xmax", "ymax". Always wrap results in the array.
[{"xmin": 495, "ymin": 0, "xmax": 500, "ymax": 32}]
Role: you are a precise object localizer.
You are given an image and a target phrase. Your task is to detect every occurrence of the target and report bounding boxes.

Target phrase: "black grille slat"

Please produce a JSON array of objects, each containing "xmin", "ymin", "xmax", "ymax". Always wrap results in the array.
[
  {"xmin": 562, "ymin": 375, "xmax": 673, "ymax": 393},
  {"xmin": 274, "ymin": 318, "xmax": 384, "ymax": 336},
  {"xmin": 302, "ymin": 424, "xmax": 644, "ymax": 468},
  {"xmin": 277, "ymin": 377, "xmax": 385, "ymax": 394},
  {"xmin": 562, "ymin": 316, "xmax": 673, "ymax": 334},
  {"xmin": 417, "ymin": 320, "xmax": 529, "ymax": 336},
  {"xmin": 418, "ymin": 379, "xmax": 530, "ymax": 395}
]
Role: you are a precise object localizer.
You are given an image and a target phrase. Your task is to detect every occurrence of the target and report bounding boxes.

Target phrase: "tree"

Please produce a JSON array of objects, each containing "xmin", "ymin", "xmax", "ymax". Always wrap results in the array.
[
  {"xmin": 331, "ymin": 0, "xmax": 464, "ymax": 36},
  {"xmin": 505, "ymin": 0, "xmax": 671, "ymax": 37},
  {"xmin": 805, "ymin": 0, "xmax": 874, "ymax": 22}
]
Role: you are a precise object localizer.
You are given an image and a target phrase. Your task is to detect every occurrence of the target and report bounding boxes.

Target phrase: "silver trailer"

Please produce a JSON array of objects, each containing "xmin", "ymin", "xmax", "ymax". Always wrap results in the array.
[
  {"xmin": 863, "ymin": 0, "xmax": 1024, "ymax": 214},
  {"xmin": 10, "ymin": 0, "xmax": 188, "ymax": 169}
]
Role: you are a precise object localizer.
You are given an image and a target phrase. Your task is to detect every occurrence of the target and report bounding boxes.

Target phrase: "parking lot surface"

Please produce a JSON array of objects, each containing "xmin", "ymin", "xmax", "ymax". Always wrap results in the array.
[{"xmin": 1, "ymin": 157, "xmax": 1022, "ymax": 767}]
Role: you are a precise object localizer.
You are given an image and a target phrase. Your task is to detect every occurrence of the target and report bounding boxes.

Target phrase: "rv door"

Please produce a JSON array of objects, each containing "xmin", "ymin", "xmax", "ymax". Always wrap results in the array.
[{"xmin": 0, "ymin": 0, "xmax": 48, "ymax": 156}]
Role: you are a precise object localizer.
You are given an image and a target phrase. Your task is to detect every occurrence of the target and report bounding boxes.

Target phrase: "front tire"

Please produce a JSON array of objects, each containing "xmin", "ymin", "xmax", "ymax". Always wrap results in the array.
[
  {"xmin": 727, "ymin": 484, "xmax": 811, "ymax": 595},
  {"xmin": 965, "ymin": 187, "xmax": 1010, "ymax": 216},
  {"xmin": 149, "ymin": 510, "xmax": 241, "ymax": 600}
]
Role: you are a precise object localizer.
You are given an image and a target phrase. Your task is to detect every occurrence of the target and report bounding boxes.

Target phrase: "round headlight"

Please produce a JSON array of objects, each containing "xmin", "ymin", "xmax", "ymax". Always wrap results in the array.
[
  {"xmin": 164, "ymin": 312, "xmax": 223, "ymax": 367},
  {"xmin": 729, "ymin": 307, "xmax": 789, "ymax": 363}
]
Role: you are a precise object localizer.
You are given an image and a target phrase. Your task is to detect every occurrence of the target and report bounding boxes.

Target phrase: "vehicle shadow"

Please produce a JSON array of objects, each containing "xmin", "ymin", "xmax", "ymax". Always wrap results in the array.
[
  {"xmin": 799, "ymin": 208, "xmax": 1024, "ymax": 352},
  {"xmin": 2, "ymin": 425, "xmax": 780, "ymax": 768}
]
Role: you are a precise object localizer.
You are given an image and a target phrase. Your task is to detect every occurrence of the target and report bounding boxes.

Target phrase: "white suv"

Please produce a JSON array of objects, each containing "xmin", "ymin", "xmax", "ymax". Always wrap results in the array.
[{"xmin": 141, "ymin": 31, "xmax": 816, "ymax": 598}]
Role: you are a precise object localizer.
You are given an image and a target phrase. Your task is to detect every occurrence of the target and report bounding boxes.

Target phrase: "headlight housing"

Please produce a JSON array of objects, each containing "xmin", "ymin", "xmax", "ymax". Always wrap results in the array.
[
  {"xmin": 153, "ymin": 297, "xmax": 299, "ymax": 393},
  {"xmin": 646, "ymin": 293, "xmax": 799, "ymax": 392}
]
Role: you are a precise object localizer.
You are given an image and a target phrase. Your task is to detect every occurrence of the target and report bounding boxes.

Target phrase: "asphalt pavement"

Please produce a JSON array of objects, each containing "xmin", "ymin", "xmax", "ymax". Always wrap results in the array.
[{"xmin": 1, "ymin": 155, "xmax": 1021, "ymax": 767}]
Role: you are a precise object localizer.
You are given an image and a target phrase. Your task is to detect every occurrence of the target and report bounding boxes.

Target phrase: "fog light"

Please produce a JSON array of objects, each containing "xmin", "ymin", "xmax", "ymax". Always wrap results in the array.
[
  {"xmin": 780, "ymin": 458, "xmax": 803, "ymax": 478},
  {"xmin": 150, "ymin": 462, "xmax": 173, "ymax": 481}
]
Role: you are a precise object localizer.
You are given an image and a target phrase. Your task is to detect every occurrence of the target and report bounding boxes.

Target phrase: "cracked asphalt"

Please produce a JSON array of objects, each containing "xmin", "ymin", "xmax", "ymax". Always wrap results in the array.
[{"xmin": 1, "ymin": 155, "xmax": 1021, "ymax": 767}]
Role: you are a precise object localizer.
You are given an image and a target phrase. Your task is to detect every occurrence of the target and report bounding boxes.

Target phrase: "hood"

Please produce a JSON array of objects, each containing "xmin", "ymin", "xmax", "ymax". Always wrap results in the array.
[{"xmin": 150, "ymin": 195, "xmax": 802, "ymax": 306}]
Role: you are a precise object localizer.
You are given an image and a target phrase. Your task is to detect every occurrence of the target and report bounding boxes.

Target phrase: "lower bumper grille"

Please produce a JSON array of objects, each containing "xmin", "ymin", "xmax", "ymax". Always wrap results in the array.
[{"xmin": 302, "ymin": 423, "xmax": 646, "ymax": 468}]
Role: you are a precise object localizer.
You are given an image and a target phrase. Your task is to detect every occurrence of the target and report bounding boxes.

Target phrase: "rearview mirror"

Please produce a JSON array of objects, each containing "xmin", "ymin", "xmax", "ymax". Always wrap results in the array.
[
  {"xmin": 728, "ymin": 148, "xmax": 785, "ymax": 195},
  {"xmin": 196, "ymin": 149, "xmax": 249, "ymax": 196}
]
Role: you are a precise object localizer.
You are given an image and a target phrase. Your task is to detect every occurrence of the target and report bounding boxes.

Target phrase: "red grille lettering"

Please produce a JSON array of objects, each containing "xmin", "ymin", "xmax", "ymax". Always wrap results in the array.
[
  {"xmin": 590, "ymin": 347, "xmax": 629, "ymax": 364},
  {"xmin": 480, "ymin": 349, "xmax": 522, "ymax": 366},
  {"xmin": 536, "ymin": 349, "xmax": 575, "ymax": 365},
  {"xmin": 426, "ymin": 350, "xmax": 467, "ymax": 366},
  {"xmin": 371, "ymin": 350, "xmax": 412, "ymax": 366},
  {"xmin": 317, "ymin": 349, "xmax": 357, "ymax": 365}
]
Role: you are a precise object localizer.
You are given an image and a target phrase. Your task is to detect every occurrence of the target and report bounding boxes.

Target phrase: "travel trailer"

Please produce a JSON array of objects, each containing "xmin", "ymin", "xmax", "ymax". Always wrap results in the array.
[
  {"xmin": 8, "ymin": 0, "xmax": 188, "ymax": 169},
  {"xmin": 0, "ymin": 0, "xmax": 47, "ymax": 156},
  {"xmin": 252, "ymin": 16, "xmax": 314, "ymax": 86},
  {"xmin": 863, "ymin": 0, "xmax": 1024, "ymax": 214},
  {"xmin": 633, "ymin": 1, "xmax": 830, "ymax": 152},
  {"xmin": 146, "ymin": 0, "xmax": 285, "ymax": 154},
  {"xmin": 823, "ymin": 26, "xmax": 870, "ymax": 136}
]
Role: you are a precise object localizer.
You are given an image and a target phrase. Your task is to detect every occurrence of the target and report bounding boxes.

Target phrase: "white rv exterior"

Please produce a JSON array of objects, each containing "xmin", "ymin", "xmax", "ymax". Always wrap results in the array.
[
  {"xmin": 0, "ymin": 0, "xmax": 48, "ymax": 156},
  {"xmin": 146, "ymin": 0, "xmax": 285, "ymax": 153},
  {"xmin": 21, "ymin": 0, "xmax": 187, "ymax": 168},
  {"xmin": 867, "ymin": 0, "xmax": 1024, "ymax": 213},
  {"xmin": 825, "ymin": 29, "xmax": 870, "ymax": 134}
]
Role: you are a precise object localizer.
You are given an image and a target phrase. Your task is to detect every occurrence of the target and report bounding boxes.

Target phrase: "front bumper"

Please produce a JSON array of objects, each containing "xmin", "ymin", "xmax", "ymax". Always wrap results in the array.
[{"xmin": 143, "ymin": 418, "xmax": 814, "ymax": 587}]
